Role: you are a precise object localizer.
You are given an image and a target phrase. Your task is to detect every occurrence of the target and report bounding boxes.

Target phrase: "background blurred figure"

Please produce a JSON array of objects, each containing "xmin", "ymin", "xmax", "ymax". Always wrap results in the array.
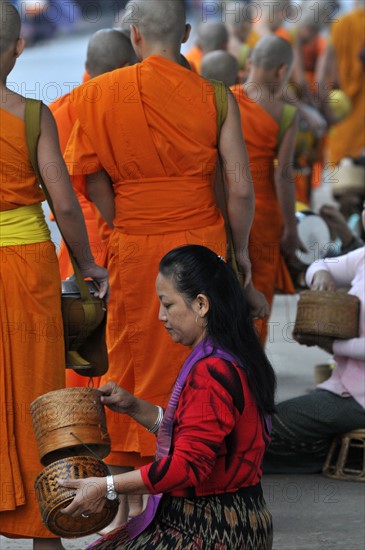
[
  {"xmin": 320, "ymin": 0, "xmax": 365, "ymax": 166},
  {"xmin": 224, "ymin": 0, "xmax": 254, "ymax": 82},
  {"xmin": 201, "ymin": 49, "xmax": 239, "ymax": 86},
  {"xmin": 231, "ymin": 36, "xmax": 304, "ymax": 344},
  {"xmin": 185, "ymin": 20, "xmax": 228, "ymax": 73},
  {"xmin": 254, "ymin": 0, "xmax": 293, "ymax": 43}
]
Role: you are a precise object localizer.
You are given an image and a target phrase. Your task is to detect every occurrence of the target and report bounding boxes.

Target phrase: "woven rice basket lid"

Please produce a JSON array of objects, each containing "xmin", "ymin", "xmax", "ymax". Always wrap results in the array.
[
  {"xmin": 30, "ymin": 387, "xmax": 106, "ymax": 428},
  {"xmin": 294, "ymin": 290, "xmax": 360, "ymax": 339},
  {"xmin": 332, "ymin": 158, "xmax": 365, "ymax": 195}
]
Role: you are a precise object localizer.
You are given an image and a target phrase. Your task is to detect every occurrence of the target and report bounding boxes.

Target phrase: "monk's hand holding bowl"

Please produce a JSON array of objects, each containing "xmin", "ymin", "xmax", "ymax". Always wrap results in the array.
[
  {"xmin": 58, "ymin": 477, "xmax": 108, "ymax": 517},
  {"xmin": 78, "ymin": 263, "xmax": 109, "ymax": 300},
  {"xmin": 310, "ymin": 270, "xmax": 337, "ymax": 292}
]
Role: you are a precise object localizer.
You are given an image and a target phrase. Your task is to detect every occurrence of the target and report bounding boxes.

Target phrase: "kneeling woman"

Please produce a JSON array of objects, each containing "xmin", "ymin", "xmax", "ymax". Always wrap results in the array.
[{"xmin": 60, "ymin": 245, "xmax": 276, "ymax": 549}]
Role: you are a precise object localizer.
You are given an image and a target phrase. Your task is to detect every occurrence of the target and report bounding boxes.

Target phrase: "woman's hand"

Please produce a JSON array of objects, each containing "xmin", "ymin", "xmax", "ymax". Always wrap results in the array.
[
  {"xmin": 99, "ymin": 382, "xmax": 137, "ymax": 415},
  {"xmin": 310, "ymin": 270, "xmax": 337, "ymax": 291},
  {"xmin": 58, "ymin": 477, "xmax": 108, "ymax": 517}
]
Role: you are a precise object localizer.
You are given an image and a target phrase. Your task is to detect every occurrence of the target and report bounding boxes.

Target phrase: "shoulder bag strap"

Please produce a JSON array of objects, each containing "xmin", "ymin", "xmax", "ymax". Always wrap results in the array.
[{"xmin": 24, "ymin": 98, "xmax": 97, "ymax": 322}]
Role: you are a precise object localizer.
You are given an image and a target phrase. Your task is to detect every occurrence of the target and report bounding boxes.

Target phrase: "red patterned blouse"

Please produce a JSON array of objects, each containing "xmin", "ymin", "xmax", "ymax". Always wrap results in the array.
[{"xmin": 140, "ymin": 357, "xmax": 270, "ymax": 497}]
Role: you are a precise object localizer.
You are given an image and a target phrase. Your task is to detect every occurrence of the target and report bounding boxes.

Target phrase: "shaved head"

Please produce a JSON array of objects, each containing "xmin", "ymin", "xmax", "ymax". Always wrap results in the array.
[
  {"xmin": 201, "ymin": 51, "xmax": 239, "ymax": 87},
  {"xmin": 197, "ymin": 21, "xmax": 228, "ymax": 54},
  {"xmin": 258, "ymin": 0, "xmax": 291, "ymax": 30},
  {"xmin": 86, "ymin": 29, "xmax": 136, "ymax": 77},
  {"xmin": 251, "ymin": 35, "xmax": 293, "ymax": 70},
  {"xmin": 0, "ymin": 2, "xmax": 21, "ymax": 54},
  {"xmin": 125, "ymin": 0, "xmax": 186, "ymax": 45}
]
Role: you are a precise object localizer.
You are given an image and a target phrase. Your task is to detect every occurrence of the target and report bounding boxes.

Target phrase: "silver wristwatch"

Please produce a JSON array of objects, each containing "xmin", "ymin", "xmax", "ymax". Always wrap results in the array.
[{"xmin": 105, "ymin": 475, "xmax": 118, "ymax": 501}]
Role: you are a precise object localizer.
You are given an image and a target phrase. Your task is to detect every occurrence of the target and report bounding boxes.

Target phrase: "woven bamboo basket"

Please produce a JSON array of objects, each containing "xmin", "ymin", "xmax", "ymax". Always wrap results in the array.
[
  {"xmin": 293, "ymin": 290, "xmax": 360, "ymax": 346},
  {"xmin": 31, "ymin": 388, "xmax": 110, "ymax": 466},
  {"xmin": 34, "ymin": 456, "xmax": 119, "ymax": 537}
]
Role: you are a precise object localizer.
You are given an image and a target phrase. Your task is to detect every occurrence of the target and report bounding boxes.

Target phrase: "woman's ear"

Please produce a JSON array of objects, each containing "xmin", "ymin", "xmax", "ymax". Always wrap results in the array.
[{"xmin": 195, "ymin": 293, "xmax": 210, "ymax": 318}]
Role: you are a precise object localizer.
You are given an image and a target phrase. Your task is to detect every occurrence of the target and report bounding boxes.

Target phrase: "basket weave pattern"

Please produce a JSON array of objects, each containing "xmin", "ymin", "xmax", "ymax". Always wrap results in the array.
[
  {"xmin": 35, "ymin": 456, "xmax": 119, "ymax": 537},
  {"xmin": 294, "ymin": 290, "xmax": 360, "ymax": 344},
  {"xmin": 31, "ymin": 387, "xmax": 110, "ymax": 465}
]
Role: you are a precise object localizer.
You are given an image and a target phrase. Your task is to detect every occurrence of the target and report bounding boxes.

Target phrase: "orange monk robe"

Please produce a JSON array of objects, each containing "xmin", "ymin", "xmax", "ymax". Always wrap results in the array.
[
  {"xmin": 231, "ymin": 86, "xmax": 294, "ymax": 343},
  {"xmin": 275, "ymin": 26, "xmax": 293, "ymax": 44},
  {"xmin": 50, "ymin": 94, "xmax": 109, "ymax": 389},
  {"xmin": 64, "ymin": 56, "xmax": 227, "ymax": 465},
  {"xmin": 327, "ymin": 8, "xmax": 365, "ymax": 165},
  {"xmin": 184, "ymin": 44, "xmax": 202, "ymax": 73},
  {"xmin": 301, "ymin": 34, "xmax": 327, "ymax": 93},
  {"xmin": 0, "ymin": 109, "xmax": 65, "ymax": 537}
]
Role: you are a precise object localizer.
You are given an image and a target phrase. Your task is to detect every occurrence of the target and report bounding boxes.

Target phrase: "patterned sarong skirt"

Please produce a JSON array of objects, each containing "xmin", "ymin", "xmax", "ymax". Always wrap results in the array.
[{"xmin": 90, "ymin": 484, "xmax": 273, "ymax": 550}]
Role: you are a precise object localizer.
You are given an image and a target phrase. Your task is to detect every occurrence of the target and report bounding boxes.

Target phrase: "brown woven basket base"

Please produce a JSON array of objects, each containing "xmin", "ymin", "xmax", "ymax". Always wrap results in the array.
[
  {"xmin": 293, "ymin": 333, "xmax": 335, "ymax": 348},
  {"xmin": 35, "ymin": 456, "xmax": 118, "ymax": 538},
  {"xmin": 44, "ymin": 495, "xmax": 118, "ymax": 538}
]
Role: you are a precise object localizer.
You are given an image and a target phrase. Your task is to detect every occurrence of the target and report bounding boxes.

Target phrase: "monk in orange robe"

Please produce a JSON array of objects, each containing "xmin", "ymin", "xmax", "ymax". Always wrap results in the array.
[
  {"xmin": 49, "ymin": 29, "xmax": 135, "ymax": 388},
  {"xmin": 185, "ymin": 20, "xmax": 228, "ymax": 73},
  {"xmin": 0, "ymin": 4, "xmax": 108, "ymax": 547},
  {"xmin": 64, "ymin": 0, "xmax": 258, "ymax": 525},
  {"xmin": 324, "ymin": 2, "xmax": 365, "ymax": 165},
  {"xmin": 231, "ymin": 36, "xmax": 305, "ymax": 343}
]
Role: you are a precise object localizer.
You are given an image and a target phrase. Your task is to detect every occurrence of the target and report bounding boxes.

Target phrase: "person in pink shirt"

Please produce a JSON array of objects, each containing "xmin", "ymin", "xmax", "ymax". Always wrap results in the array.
[{"xmin": 264, "ymin": 203, "xmax": 365, "ymax": 473}]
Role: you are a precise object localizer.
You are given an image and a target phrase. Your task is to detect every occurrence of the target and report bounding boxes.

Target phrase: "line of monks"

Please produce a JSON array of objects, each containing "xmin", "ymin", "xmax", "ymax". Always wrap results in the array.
[{"xmin": 1, "ymin": 0, "xmax": 364, "ymax": 545}]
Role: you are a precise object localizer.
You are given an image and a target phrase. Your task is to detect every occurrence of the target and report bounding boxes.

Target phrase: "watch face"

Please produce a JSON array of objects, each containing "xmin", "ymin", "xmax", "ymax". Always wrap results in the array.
[{"xmin": 106, "ymin": 490, "xmax": 118, "ymax": 501}]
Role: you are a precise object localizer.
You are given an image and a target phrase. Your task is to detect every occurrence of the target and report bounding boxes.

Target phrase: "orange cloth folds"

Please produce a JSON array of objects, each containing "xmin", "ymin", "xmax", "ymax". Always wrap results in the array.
[{"xmin": 114, "ymin": 176, "xmax": 218, "ymax": 234}]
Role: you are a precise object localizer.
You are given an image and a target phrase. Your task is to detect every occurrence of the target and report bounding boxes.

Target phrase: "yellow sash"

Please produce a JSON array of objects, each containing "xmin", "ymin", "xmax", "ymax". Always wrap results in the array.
[{"xmin": 0, "ymin": 203, "xmax": 51, "ymax": 246}]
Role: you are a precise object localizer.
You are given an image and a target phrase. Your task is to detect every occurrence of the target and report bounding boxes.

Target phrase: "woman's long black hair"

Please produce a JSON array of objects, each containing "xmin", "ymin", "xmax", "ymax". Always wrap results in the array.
[{"xmin": 159, "ymin": 245, "xmax": 276, "ymax": 415}]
